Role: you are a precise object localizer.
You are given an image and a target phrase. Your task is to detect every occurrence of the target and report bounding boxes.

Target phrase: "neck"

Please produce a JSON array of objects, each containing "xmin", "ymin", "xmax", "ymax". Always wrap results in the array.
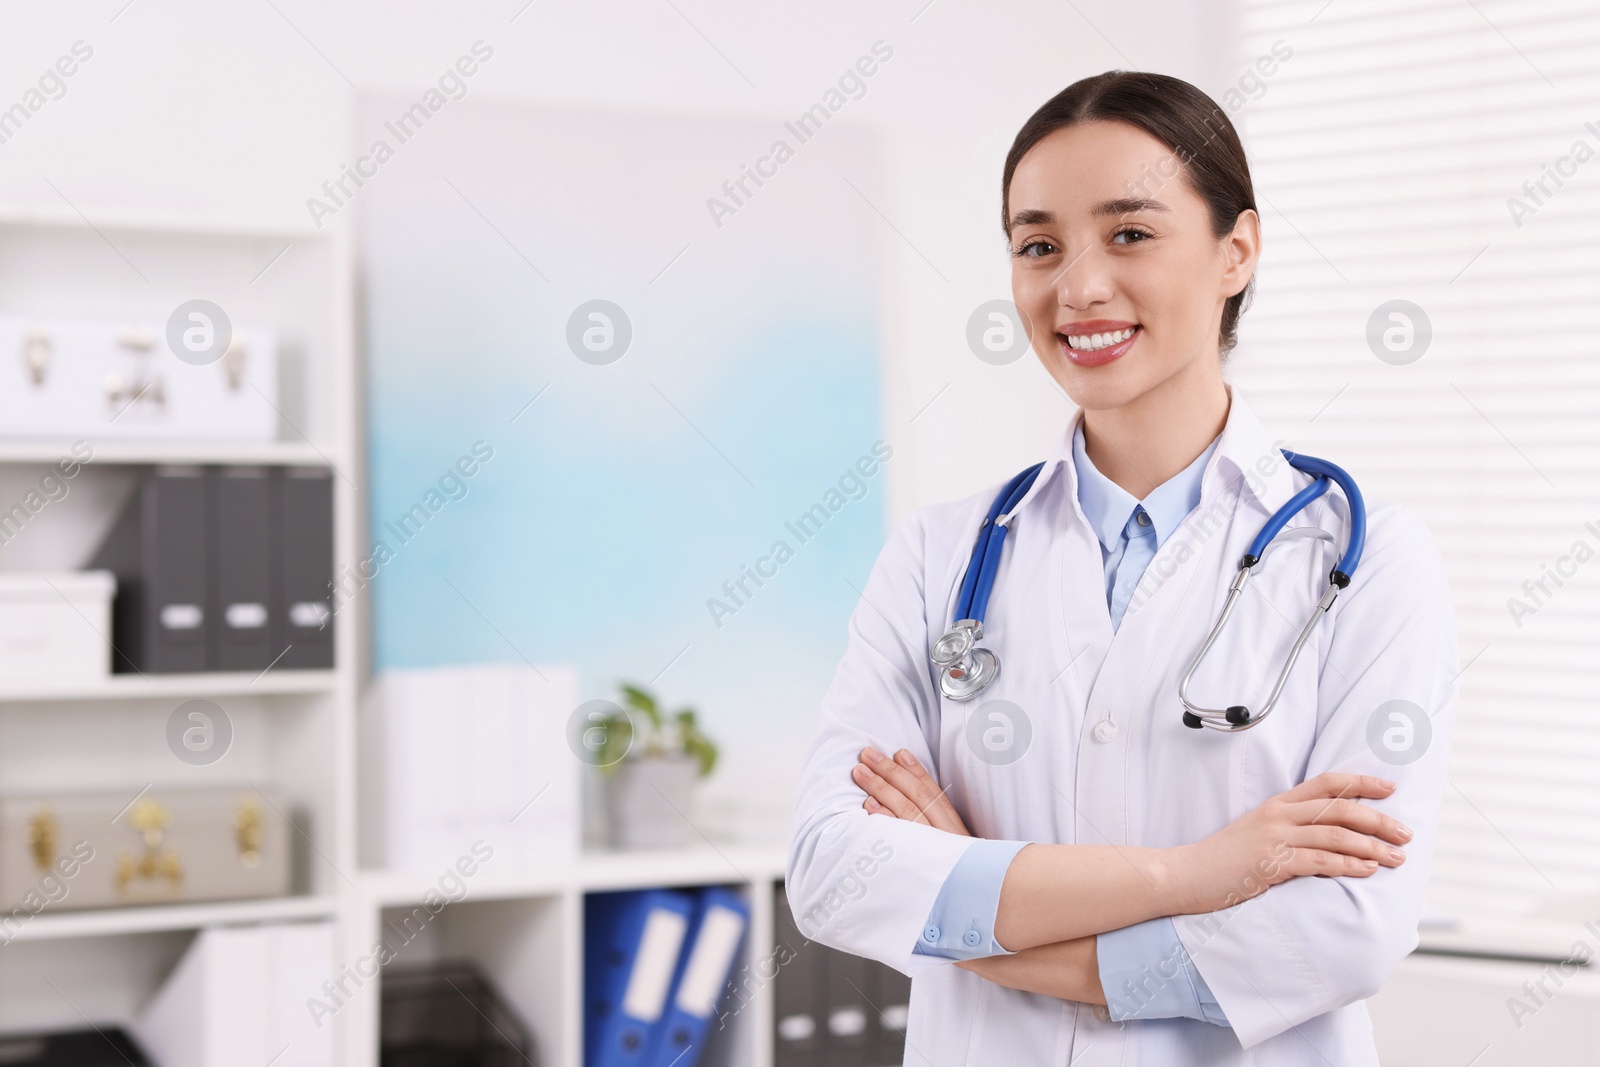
[{"xmin": 1081, "ymin": 362, "xmax": 1230, "ymax": 500}]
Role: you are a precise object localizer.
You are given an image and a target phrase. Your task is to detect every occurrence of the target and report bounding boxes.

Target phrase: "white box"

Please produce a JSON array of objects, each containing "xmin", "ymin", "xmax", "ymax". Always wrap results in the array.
[
  {"xmin": 132, "ymin": 921, "xmax": 335, "ymax": 1067},
  {"xmin": 0, "ymin": 313, "xmax": 279, "ymax": 442},
  {"xmin": 0, "ymin": 570, "xmax": 114, "ymax": 682},
  {"xmin": 360, "ymin": 663, "xmax": 581, "ymax": 873}
]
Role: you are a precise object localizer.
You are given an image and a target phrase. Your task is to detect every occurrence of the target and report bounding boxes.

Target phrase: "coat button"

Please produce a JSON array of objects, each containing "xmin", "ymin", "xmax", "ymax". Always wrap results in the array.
[
  {"xmin": 1093, "ymin": 720, "xmax": 1117, "ymax": 743},
  {"xmin": 923, "ymin": 925, "xmax": 940, "ymax": 943},
  {"xmin": 1094, "ymin": 1004, "xmax": 1113, "ymax": 1023},
  {"xmin": 963, "ymin": 929, "xmax": 981, "ymax": 947}
]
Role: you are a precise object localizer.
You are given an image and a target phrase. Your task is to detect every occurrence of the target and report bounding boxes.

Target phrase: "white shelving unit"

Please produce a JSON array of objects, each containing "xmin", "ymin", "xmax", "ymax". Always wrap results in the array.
[
  {"xmin": 0, "ymin": 208, "xmax": 362, "ymax": 1039},
  {"xmin": 0, "ymin": 204, "xmax": 798, "ymax": 1066},
  {"xmin": 348, "ymin": 845, "xmax": 789, "ymax": 1067}
]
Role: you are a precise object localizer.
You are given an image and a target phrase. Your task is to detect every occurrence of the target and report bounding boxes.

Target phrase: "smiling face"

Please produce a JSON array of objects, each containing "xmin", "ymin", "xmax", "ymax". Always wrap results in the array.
[{"xmin": 1006, "ymin": 120, "xmax": 1260, "ymax": 414}]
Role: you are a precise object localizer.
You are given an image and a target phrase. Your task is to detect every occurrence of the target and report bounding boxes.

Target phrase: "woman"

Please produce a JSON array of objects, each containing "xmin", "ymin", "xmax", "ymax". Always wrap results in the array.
[{"xmin": 785, "ymin": 72, "xmax": 1459, "ymax": 1066}]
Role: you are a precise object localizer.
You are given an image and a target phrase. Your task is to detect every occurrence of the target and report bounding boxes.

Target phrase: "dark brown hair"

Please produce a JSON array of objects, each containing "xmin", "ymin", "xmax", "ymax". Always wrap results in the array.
[{"xmin": 1001, "ymin": 71, "xmax": 1257, "ymax": 358}]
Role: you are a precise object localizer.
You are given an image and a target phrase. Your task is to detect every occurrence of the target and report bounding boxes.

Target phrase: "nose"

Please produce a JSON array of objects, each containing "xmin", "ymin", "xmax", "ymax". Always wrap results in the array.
[{"xmin": 1051, "ymin": 241, "xmax": 1115, "ymax": 311}]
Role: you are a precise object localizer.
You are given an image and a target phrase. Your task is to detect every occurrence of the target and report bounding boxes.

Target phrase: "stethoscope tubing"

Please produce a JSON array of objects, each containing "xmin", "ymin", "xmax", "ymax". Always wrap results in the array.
[
  {"xmin": 953, "ymin": 462, "xmax": 1044, "ymax": 623},
  {"xmin": 932, "ymin": 448, "xmax": 1368, "ymax": 732}
]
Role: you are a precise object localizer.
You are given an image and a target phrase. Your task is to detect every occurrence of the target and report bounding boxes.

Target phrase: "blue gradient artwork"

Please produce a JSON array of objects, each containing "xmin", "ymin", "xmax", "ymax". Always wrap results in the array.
[{"xmin": 356, "ymin": 94, "xmax": 889, "ymax": 807}]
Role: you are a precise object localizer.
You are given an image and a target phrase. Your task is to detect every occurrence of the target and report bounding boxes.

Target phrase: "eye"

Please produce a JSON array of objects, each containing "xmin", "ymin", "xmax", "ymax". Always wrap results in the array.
[
  {"xmin": 1011, "ymin": 237, "xmax": 1058, "ymax": 259},
  {"xmin": 1112, "ymin": 226, "xmax": 1154, "ymax": 245}
]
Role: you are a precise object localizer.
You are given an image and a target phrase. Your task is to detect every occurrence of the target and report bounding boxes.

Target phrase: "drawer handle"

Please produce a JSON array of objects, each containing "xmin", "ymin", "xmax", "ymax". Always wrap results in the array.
[{"xmin": 25, "ymin": 808, "xmax": 56, "ymax": 872}]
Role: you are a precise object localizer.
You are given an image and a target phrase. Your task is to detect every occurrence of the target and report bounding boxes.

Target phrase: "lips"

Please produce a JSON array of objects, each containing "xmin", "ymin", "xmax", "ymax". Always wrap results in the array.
[{"xmin": 1057, "ymin": 321, "xmax": 1140, "ymax": 368}]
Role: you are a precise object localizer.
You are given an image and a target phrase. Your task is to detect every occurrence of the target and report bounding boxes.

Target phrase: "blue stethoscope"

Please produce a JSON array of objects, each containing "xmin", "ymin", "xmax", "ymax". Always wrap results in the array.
[{"xmin": 929, "ymin": 449, "xmax": 1367, "ymax": 733}]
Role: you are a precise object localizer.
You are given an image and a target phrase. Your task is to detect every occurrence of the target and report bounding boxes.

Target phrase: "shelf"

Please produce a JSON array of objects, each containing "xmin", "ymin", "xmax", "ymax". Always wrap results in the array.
[
  {"xmin": 0, "ymin": 669, "xmax": 338, "ymax": 703},
  {"xmin": 1417, "ymin": 913, "xmax": 1600, "ymax": 964},
  {"xmin": 0, "ymin": 439, "xmax": 336, "ymax": 466},
  {"xmin": 361, "ymin": 843, "xmax": 790, "ymax": 907},
  {"xmin": 0, "ymin": 207, "xmax": 336, "ymax": 241},
  {"xmin": 575, "ymin": 843, "xmax": 788, "ymax": 892},
  {"xmin": 6, "ymin": 894, "xmax": 337, "ymax": 942}
]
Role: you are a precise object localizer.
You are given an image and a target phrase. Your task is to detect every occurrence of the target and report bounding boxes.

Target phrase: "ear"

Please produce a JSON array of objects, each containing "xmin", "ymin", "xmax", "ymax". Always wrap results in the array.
[{"xmin": 1220, "ymin": 207, "xmax": 1261, "ymax": 299}]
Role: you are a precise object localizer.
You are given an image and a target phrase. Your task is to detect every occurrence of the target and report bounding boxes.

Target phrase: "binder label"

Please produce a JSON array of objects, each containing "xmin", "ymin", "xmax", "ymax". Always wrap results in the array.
[
  {"xmin": 675, "ymin": 904, "xmax": 746, "ymax": 1017},
  {"xmin": 621, "ymin": 908, "xmax": 689, "ymax": 1023}
]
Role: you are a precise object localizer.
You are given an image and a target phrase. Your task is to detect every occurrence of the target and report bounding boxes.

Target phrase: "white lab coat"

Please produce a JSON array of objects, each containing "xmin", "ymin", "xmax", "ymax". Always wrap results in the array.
[{"xmin": 786, "ymin": 384, "xmax": 1460, "ymax": 1065}]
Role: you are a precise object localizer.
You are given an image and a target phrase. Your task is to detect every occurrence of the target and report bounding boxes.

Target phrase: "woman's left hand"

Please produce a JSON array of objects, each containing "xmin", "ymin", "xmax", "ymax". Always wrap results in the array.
[{"xmin": 853, "ymin": 747, "xmax": 972, "ymax": 836}]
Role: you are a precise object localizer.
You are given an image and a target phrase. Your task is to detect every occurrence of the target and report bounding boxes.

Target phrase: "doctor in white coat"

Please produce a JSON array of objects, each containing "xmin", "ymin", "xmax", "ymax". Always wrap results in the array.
[{"xmin": 786, "ymin": 71, "xmax": 1459, "ymax": 1066}]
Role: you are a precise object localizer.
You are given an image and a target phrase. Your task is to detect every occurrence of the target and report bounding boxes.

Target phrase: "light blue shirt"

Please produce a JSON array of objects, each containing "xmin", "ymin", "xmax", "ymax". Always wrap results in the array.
[{"xmin": 912, "ymin": 420, "xmax": 1228, "ymax": 1028}]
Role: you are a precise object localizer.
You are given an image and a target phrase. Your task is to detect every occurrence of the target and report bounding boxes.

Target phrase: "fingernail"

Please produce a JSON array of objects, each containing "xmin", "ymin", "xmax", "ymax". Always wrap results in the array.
[
  {"xmin": 853, "ymin": 764, "xmax": 874, "ymax": 780},
  {"xmin": 895, "ymin": 750, "xmax": 914, "ymax": 767},
  {"xmin": 1388, "ymin": 848, "xmax": 1406, "ymax": 864},
  {"xmin": 863, "ymin": 746, "xmax": 882, "ymax": 762},
  {"xmin": 1381, "ymin": 779, "xmax": 1396, "ymax": 790},
  {"xmin": 1396, "ymin": 824, "xmax": 1413, "ymax": 843},
  {"xmin": 1361, "ymin": 860, "xmax": 1379, "ymax": 871}
]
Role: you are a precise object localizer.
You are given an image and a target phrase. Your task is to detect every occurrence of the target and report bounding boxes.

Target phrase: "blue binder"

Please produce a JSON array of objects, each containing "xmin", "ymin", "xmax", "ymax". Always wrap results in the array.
[
  {"xmin": 585, "ymin": 889, "xmax": 697, "ymax": 1067},
  {"xmin": 644, "ymin": 887, "xmax": 751, "ymax": 1067}
]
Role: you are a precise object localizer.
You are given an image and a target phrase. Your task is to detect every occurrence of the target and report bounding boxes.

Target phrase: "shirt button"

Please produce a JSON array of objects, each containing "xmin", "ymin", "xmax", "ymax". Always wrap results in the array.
[
  {"xmin": 923, "ymin": 925, "xmax": 940, "ymax": 943},
  {"xmin": 1135, "ymin": 510, "xmax": 1151, "ymax": 527},
  {"xmin": 1093, "ymin": 720, "xmax": 1118, "ymax": 743},
  {"xmin": 1094, "ymin": 1004, "xmax": 1113, "ymax": 1023},
  {"xmin": 963, "ymin": 929, "xmax": 981, "ymax": 947}
]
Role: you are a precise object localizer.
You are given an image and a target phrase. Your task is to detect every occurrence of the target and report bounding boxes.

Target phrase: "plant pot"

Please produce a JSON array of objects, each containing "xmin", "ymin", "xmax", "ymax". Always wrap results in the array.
[{"xmin": 603, "ymin": 754, "xmax": 699, "ymax": 850}]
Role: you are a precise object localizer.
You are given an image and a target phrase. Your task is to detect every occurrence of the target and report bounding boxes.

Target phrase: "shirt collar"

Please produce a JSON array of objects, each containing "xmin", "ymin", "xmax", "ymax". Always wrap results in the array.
[
  {"xmin": 1003, "ymin": 383, "xmax": 1299, "ymax": 526},
  {"xmin": 1071, "ymin": 420, "xmax": 1217, "ymax": 551}
]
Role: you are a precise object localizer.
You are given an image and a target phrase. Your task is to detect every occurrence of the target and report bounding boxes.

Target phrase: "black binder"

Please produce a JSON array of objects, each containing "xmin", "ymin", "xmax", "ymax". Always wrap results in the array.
[
  {"xmin": 774, "ymin": 884, "xmax": 820, "ymax": 1067},
  {"xmin": 271, "ymin": 467, "xmax": 334, "ymax": 669},
  {"xmin": 774, "ymin": 882, "xmax": 914, "ymax": 1067},
  {"xmin": 89, "ymin": 466, "xmax": 209, "ymax": 673},
  {"xmin": 209, "ymin": 466, "xmax": 273, "ymax": 671},
  {"xmin": 821, "ymin": 938, "xmax": 869, "ymax": 1067},
  {"xmin": 869, "ymin": 958, "xmax": 911, "ymax": 1066}
]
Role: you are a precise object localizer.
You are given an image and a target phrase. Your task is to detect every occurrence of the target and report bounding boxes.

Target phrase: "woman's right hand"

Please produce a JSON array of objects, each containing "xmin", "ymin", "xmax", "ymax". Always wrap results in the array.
[{"xmin": 1171, "ymin": 771, "xmax": 1414, "ymax": 915}]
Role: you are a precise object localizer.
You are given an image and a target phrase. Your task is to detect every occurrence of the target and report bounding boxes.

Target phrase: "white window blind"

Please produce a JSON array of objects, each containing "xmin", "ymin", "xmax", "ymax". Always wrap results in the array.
[{"xmin": 1232, "ymin": 0, "xmax": 1600, "ymax": 934}]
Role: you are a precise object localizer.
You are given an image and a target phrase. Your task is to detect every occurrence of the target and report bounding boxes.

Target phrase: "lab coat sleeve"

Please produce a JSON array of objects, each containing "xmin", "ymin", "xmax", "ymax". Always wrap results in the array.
[
  {"xmin": 914, "ymin": 837, "xmax": 1030, "ymax": 960},
  {"xmin": 1098, "ymin": 917, "xmax": 1227, "ymax": 1025},
  {"xmin": 1171, "ymin": 503, "xmax": 1461, "ymax": 1049},
  {"xmin": 786, "ymin": 508, "xmax": 1001, "ymax": 979}
]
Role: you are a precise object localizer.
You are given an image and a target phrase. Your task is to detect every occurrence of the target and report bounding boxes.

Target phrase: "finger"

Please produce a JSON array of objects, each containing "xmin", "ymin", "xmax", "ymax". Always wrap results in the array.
[
  {"xmin": 852, "ymin": 761, "xmax": 923, "ymax": 823},
  {"xmin": 864, "ymin": 796, "xmax": 890, "ymax": 816},
  {"xmin": 1287, "ymin": 824, "xmax": 1406, "ymax": 868},
  {"xmin": 1288, "ymin": 798, "xmax": 1412, "ymax": 846},
  {"xmin": 1281, "ymin": 847, "xmax": 1382, "ymax": 879},
  {"xmin": 893, "ymin": 751, "xmax": 962, "ymax": 826},
  {"xmin": 894, "ymin": 749, "xmax": 933, "ymax": 782},
  {"xmin": 1280, "ymin": 771, "xmax": 1396, "ymax": 804},
  {"xmin": 862, "ymin": 747, "xmax": 947, "ymax": 816}
]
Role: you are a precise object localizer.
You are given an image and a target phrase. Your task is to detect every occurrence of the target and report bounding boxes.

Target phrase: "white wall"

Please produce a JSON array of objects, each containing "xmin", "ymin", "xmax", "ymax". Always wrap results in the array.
[
  {"xmin": 0, "ymin": 0, "xmax": 1235, "ymax": 524},
  {"xmin": 0, "ymin": 2, "xmax": 1237, "ymax": 840}
]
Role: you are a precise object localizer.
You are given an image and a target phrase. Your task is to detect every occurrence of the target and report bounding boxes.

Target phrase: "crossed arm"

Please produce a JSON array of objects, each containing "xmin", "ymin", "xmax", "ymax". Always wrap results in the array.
[{"xmin": 851, "ymin": 744, "xmax": 1412, "ymax": 1006}]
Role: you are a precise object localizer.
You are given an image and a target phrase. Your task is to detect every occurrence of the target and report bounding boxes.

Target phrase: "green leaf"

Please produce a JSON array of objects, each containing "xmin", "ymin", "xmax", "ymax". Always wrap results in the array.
[
  {"xmin": 681, "ymin": 730, "xmax": 718, "ymax": 779},
  {"xmin": 619, "ymin": 683, "xmax": 661, "ymax": 730},
  {"xmin": 594, "ymin": 711, "xmax": 635, "ymax": 778}
]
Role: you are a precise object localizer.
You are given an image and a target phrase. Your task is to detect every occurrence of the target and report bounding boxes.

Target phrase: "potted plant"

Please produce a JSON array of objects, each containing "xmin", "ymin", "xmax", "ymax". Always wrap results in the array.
[{"xmin": 596, "ymin": 683, "xmax": 718, "ymax": 850}]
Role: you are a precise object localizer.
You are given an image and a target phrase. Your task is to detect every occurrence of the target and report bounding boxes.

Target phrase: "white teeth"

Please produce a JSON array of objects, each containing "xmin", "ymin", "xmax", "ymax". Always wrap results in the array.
[{"xmin": 1065, "ymin": 327, "xmax": 1136, "ymax": 351}]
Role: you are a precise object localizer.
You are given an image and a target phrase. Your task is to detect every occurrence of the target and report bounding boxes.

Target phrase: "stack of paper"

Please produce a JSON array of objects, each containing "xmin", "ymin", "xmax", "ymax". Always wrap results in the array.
[
  {"xmin": 133, "ymin": 921, "xmax": 334, "ymax": 1067},
  {"xmin": 360, "ymin": 663, "xmax": 581, "ymax": 872}
]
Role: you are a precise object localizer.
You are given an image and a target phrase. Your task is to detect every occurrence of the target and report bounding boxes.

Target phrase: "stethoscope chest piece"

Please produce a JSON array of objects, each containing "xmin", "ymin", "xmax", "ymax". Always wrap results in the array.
[{"xmin": 932, "ymin": 619, "xmax": 1000, "ymax": 701}]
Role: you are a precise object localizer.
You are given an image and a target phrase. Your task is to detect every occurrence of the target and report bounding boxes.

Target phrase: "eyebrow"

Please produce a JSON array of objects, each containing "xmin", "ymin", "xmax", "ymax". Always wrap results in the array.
[{"xmin": 1008, "ymin": 197, "xmax": 1172, "ymax": 229}]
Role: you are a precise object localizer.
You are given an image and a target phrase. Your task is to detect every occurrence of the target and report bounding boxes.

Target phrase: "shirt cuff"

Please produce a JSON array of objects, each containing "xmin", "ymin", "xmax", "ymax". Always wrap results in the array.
[
  {"xmin": 1097, "ymin": 916, "xmax": 1229, "ymax": 1026},
  {"xmin": 910, "ymin": 838, "xmax": 1030, "ymax": 961}
]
